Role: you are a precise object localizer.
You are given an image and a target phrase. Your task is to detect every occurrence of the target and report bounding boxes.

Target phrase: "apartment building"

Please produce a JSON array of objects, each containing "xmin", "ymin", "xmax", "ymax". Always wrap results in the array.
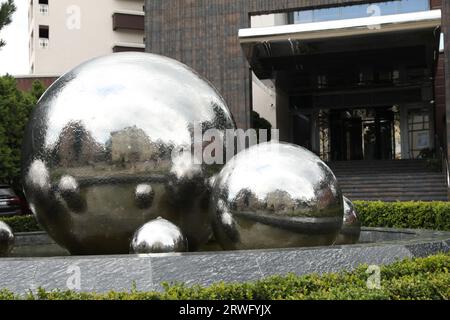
[{"xmin": 28, "ymin": 0, "xmax": 145, "ymax": 75}]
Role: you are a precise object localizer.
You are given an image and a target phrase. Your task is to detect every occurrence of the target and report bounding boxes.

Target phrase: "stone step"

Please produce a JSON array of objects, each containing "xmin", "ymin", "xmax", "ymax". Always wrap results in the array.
[
  {"xmin": 328, "ymin": 160, "xmax": 428, "ymax": 165},
  {"xmin": 328, "ymin": 160, "xmax": 448, "ymax": 201},
  {"xmin": 344, "ymin": 192, "xmax": 447, "ymax": 198},
  {"xmin": 340, "ymin": 188, "xmax": 446, "ymax": 193},
  {"xmin": 334, "ymin": 170, "xmax": 438, "ymax": 174},
  {"xmin": 335, "ymin": 172, "xmax": 445, "ymax": 178},
  {"xmin": 338, "ymin": 179, "xmax": 445, "ymax": 187},
  {"xmin": 345, "ymin": 196, "xmax": 448, "ymax": 202},
  {"xmin": 338, "ymin": 179, "xmax": 446, "ymax": 185},
  {"xmin": 329, "ymin": 162, "xmax": 433, "ymax": 170}
]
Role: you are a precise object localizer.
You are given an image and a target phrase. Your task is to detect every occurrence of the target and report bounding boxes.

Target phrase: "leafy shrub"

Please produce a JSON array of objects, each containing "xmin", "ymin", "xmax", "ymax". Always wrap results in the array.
[
  {"xmin": 0, "ymin": 253, "xmax": 448, "ymax": 300},
  {"xmin": 2, "ymin": 201, "xmax": 450, "ymax": 233},
  {"xmin": 0, "ymin": 215, "xmax": 41, "ymax": 233},
  {"xmin": 354, "ymin": 201, "xmax": 450, "ymax": 231},
  {"xmin": 0, "ymin": 76, "xmax": 46, "ymax": 190}
]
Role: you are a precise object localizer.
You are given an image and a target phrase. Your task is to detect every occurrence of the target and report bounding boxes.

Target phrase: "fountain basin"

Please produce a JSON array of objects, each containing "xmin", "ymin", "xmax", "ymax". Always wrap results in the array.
[{"xmin": 0, "ymin": 227, "xmax": 448, "ymax": 294}]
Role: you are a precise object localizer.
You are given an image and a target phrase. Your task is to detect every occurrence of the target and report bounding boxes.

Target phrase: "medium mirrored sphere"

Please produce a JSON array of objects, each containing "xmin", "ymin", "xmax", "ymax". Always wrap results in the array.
[
  {"xmin": 22, "ymin": 52, "xmax": 236, "ymax": 255},
  {"xmin": 0, "ymin": 221, "xmax": 14, "ymax": 257},
  {"xmin": 210, "ymin": 142, "xmax": 344, "ymax": 250},
  {"xmin": 130, "ymin": 217, "xmax": 187, "ymax": 254},
  {"xmin": 335, "ymin": 196, "xmax": 361, "ymax": 245}
]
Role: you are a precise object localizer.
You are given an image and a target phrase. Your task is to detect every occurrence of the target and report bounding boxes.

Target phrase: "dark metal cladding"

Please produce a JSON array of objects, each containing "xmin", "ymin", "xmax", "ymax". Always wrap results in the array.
[
  {"xmin": 0, "ymin": 221, "xmax": 14, "ymax": 257},
  {"xmin": 210, "ymin": 142, "xmax": 344, "ymax": 250},
  {"xmin": 21, "ymin": 52, "xmax": 236, "ymax": 255},
  {"xmin": 335, "ymin": 196, "xmax": 362, "ymax": 245},
  {"xmin": 130, "ymin": 217, "xmax": 187, "ymax": 254}
]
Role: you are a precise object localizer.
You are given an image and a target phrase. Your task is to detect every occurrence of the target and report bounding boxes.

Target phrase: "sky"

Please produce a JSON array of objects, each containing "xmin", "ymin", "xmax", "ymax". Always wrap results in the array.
[{"xmin": 0, "ymin": 0, "xmax": 29, "ymax": 76}]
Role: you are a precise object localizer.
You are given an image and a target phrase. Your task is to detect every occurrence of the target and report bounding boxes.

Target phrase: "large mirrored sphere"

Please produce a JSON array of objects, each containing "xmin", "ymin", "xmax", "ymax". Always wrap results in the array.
[
  {"xmin": 0, "ymin": 221, "xmax": 14, "ymax": 257},
  {"xmin": 130, "ymin": 217, "xmax": 187, "ymax": 254},
  {"xmin": 210, "ymin": 142, "xmax": 344, "ymax": 250},
  {"xmin": 335, "ymin": 196, "xmax": 361, "ymax": 245},
  {"xmin": 21, "ymin": 52, "xmax": 236, "ymax": 255}
]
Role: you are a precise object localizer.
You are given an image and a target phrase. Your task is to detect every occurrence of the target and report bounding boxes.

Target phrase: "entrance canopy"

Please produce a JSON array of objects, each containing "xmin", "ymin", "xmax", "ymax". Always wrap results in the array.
[{"xmin": 240, "ymin": 10, "xmax": 442, "ymax": 80}]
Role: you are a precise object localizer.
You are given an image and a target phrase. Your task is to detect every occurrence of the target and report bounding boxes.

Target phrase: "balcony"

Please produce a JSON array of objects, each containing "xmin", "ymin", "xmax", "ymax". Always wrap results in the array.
[
  {"xmin": 39, "ymin": 38, "xmax": 49, "ymax": 49},
  {"xmin": 112, "ymin": 12, "xmax": 144, "ymax": 31},
  {"xmin": 39, "ymin": 4, "xmax": 49, "ymax": 15},
  {"xmin": 113, "ymin": 45, "xmax": 145, "ymax": 53}
]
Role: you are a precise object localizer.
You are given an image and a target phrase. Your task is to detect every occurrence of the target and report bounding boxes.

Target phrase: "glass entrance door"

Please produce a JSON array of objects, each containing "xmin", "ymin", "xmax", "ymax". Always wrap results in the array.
[
  {"xmin": 328, "ymin": 108, "xmax": 396, "ymax": 161},
  {"xmin": 363, "ymin": 109, "xmax": 394, "ymax": 160}
]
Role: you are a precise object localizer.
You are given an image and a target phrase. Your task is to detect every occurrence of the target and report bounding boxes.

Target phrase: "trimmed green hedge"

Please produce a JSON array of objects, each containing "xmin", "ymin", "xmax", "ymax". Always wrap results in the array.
[
  {"xmin": 354, "ymin": 201, "xmax": 450, "ymax": 231},
  {"xmin": 0, "ymin": 253, "xmax": 448, "ymax": 300},
  {"xmin": 1, "ymin": 201, "xmax": 450, "ymax": 233},
  {"xmin": 0, "ymin": 215, "xmax": 41, "ymax": 233}
]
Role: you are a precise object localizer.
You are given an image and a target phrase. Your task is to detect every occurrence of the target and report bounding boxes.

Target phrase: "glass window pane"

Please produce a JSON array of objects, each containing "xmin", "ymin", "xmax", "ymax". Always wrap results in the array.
[
  {"xmin": 397, "ymin": 0, "xmax": 429, "ymax": 13},
  {"xmin": 313, "ymin": 7, "xmax": 341, "ymax": 22},
  {"xmin": 293, "ymin": 10, "xmax": 313, "ymax": 24},
  {"xmin": 341, "ymin": 5, "xmax": 367, "ymax": 19},
  {"xmin": 291, "ymin": 0, "xmax": 430, "ymax": 24}
]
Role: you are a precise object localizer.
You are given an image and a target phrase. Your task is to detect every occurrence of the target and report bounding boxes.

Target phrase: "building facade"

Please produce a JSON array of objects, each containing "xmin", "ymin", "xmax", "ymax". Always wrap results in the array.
[
  {"xmin": 29, "ymin": 0, "xmax": 145, "ymax": 75},
  {"xmin": 144, "ymin": 0, "xmax": 449, "ymax": 163}
]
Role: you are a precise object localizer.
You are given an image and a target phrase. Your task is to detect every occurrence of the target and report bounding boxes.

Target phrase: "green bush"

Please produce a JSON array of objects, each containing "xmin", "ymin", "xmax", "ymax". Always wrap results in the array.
[
  {"xmin": 0, "ymin": 253, "xmax": 448, "ymax": 300},
  {"xmin": 0, "ymin": 76, "xmax": 46, "ymax": 190},
  {"xmin": 0, "ymin": 215, "xmax": 41, "ymax": 233},
  {"xmin": 3, "ymin": 201, "xmax": 450, "ymax": 233},
  {"xmin": 354, "ymin": 201, "xmax": 450, "ymax": 231}
]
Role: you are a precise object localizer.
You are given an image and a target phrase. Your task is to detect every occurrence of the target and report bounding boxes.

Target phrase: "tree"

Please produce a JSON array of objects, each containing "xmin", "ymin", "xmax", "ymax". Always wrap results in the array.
[
  {"xmin": 252, "ymin": 111, "xmax": 272, "ymax": 141},
  {"xmin": 0, "ymin": 76, "xmax": 46, "ymax": 188},
  {"xmin": 0, "ymin": 0, "xmax": 16, "ymax": 49}
]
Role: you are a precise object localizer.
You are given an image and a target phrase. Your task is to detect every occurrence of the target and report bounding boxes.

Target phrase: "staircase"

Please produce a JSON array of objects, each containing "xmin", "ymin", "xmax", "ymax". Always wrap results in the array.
[{"xmin": 328, "ymin": 160, "xmax": 449, "ymax": 202}]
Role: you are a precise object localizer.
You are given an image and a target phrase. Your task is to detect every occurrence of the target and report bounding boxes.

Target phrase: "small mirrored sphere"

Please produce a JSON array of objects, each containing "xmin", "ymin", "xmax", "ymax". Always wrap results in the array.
[
  {"xmin": 335, "ymin": 196, "xmax": 361, "ymax": 245},
  {"xmin": 0, "ymin": 221, "xmax": 14, "ymax": 257},
  {"xmin": 130, "ymin": 218, "xmax": 187, "ymax": 254},
  {"xmin": 21, "ymin": 52, "xmax": 236, "ymax": 255},
  {"xmin": 210, "ymin": 142, "xmax": 344, "ymax": 250}
]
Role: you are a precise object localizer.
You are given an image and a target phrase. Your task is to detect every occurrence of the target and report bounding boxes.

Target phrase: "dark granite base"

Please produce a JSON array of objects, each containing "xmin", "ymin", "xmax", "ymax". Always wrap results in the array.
[{"xmin": 0, "ymin": 228, "xmax": 448, "ymax": 294}]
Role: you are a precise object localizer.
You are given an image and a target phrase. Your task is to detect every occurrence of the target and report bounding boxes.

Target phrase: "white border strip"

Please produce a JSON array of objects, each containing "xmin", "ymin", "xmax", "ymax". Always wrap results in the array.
[{"xmin": 239, "ymin": 10, "xmax": 441, "ymax": 41}]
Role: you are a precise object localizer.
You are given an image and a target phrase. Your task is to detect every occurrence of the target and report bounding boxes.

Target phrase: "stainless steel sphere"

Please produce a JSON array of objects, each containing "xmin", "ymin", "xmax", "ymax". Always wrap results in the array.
[
  {"xmin": 130, "ymin": 217, "xmax": 187, "ymax": 254},
  {"xmin": 335, "ymin": 196, "xmax": 361, "ymax": 245},
  {"xmin": 0, "ymin": 221, "xmax": 14, "ymax": 257},
  {"xmin": 210, "ymin": 142, "xmax": 344, "ymax": 250},
  {"xmin": 21, "ymin": 52, "xmax": 236, "ymax": 255}
]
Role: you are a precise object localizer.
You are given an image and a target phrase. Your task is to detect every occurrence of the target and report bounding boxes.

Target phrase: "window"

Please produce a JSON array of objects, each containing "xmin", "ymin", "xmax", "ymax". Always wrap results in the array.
[
  {"xmin": 39, "ymin": 0, "xmax": 48, "ymax": 15},
  {"xmin": 291, "ymin": 0, "xmax": 430, "ymax": 25},
  {"xmin": 408, "ymin": 108, "xmax": 430, "ymax": 159},
  {"xmin": 39, "ymin": 25, "xmax": 49, "ymax": 48}
]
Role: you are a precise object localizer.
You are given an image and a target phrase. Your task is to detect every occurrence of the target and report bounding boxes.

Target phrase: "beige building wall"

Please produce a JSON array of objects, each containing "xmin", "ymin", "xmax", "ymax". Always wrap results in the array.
[
  {"xmin": 29, "ymin": 0, "xmax": 144, "ymax": 75},
  {"xmin": 250, "ymin": 13, "xmax": 289, "ymax": 129}
]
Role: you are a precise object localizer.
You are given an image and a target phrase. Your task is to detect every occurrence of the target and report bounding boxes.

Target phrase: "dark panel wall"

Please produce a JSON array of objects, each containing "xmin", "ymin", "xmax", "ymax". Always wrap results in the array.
[
  {"xmin": 145, "ymin": 0, "xmax": 388, "ymax": 129},
  {"xmin": 443, "ymin": 0, "xmax": 450, "ymax": 158},
  {"xmin": 435, "ymin": 53, "xmax": 446, "ymax": 149},
  {"xmin": 431, "ymin": 0, "xmax": 446, "ymax": 150}
]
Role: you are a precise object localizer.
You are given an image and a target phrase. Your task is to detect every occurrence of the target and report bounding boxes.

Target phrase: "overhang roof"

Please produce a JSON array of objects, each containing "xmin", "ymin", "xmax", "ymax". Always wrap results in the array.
[
  {"xmin": 240, "ymin": 10, "xmax": 441, "ymax": 42},
  {"xmin": 240, "ymin": 10, "xmax": 442, "ymax": 79}
]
